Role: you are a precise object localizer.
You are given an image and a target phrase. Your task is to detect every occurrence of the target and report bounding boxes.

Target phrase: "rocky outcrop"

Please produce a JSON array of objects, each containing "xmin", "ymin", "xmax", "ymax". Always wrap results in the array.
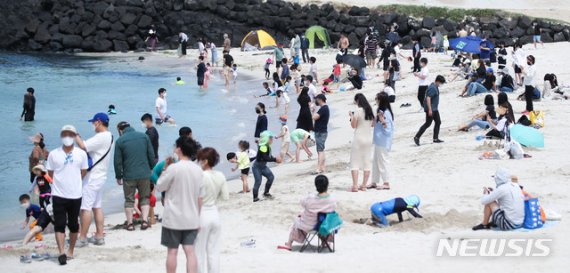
[{"xmin": 0, "ymin": 0, "xmax": 568, "ymax": 52}]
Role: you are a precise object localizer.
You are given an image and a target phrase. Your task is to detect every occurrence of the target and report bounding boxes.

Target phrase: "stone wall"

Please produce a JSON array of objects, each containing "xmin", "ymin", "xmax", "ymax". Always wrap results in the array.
[{"xmin": 1, "ymin": 0, "xmax": 569, "ymax": 53}]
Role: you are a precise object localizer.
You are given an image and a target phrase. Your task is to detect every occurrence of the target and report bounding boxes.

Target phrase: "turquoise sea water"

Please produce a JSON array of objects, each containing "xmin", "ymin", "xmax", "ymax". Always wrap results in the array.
[{"xmin": 0, "ymin": 52, "xmax": 291, "ymax": 242}]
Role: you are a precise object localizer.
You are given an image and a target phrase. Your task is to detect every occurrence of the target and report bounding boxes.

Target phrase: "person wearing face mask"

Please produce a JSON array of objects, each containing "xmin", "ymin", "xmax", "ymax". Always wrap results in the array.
[
  {"xmin": 195, "ymin": 147, "xmax": 229, "ymax": 273},
  {"xmin": 254, "ymin": 103, "xmax": 268, "ymax": 142},
  {"xmin": 156, "ymin": 136, "xmax": 203, "ymax": 273},
  {"xmin": 155, "ymin": 88, "xmax": 176, "ymax": 126},
  {"xmin": 19, "ymin": 194, "xmax": 43, "ymax": 242},
  {"xmin": 46, "ymin": 125, "xmax": 88, "ymax": 265},
  {"xmin": 74, "ymin": 113, "xmax": 114, "ymax": 247},
  {"xmin": 141, "ymin": 113, "xmax": 159, "ymax": 165},
  {"xmin": 114, "ymin": 121, "xmax": 155, "ymax": 232}
]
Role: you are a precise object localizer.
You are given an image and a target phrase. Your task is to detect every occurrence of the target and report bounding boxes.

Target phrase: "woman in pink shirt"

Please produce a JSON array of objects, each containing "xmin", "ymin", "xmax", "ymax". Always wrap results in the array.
[{"xmin": 278, "ymin": 175, "xmax": 336, "ymax": 251}]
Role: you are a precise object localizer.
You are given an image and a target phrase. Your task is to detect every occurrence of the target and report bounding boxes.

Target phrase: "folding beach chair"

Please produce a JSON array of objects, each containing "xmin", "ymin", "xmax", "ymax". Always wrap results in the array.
[{"xmin": 300, "ymin": 212, "xmax": 342, "ymax": 253}]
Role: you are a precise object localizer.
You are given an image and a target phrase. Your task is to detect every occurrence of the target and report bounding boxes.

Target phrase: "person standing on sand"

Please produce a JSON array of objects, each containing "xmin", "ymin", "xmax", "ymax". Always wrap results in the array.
[
  {"xmin": 46, "ymin": 125, "xmax": 88, "ymax": 265},
  {"xmin": 414, "ymin": 75, "xmax": 446, "ymax": 146},
  {"xmin": 252, "ymin": 131, "xmax": 283, "ymax": 202},
  {"xmin": 28, "ymin": 133, "xmax": 49, "ymax": 183},
  {"xmin": 369, "ymin": 92, "xmax": 394, "ymax": 190},
  {"xmin": 21, "ymin": 87, "xmax": 36, "ymax": 122},
  {"xmin": 223, "ymin": 33, "xmax": 231, "ymax": 52},
  {"xmin": 296, "ymin": 87, "xmax": 314, "ymax": 132},
  {"xmin": 412, "ymin": 38, "xmax": 421, "ymax": 72},
  {"xmin": 414, "ymin": 58, "xmax": 430, "ymax": 110},
  {"xmin": 114, "ymin": 121, "xmax": 155, "ymax": 232},
  {"xmin": 521, "ymin": 55, "xmax": 537, "ymax": 115},
  {"xmin": 145, "ymin": 27, "xmax": 158, "ymax": 51},
  {"xmin": 195, "ymin": 147, "xmax": 229, "ymax": 273},
  {"xmin": 512, "ymin": 43, "xmax": 526, "ymax": 87},
  {"xmin": 156, "ymin": 136, "xmax": 203, "ymax": 273},
  {"xmin": 312, "ymin": 94, "xmax": 329, "ymax": 175},
  {"xmin": 178, "ymin": 32, "xmax": 188, "ymax": 57},
  {"xmin": 532, "ymin": 22, "xmax": 544, "ymax": 49},
  {"xmin": 197, "ymin": 56, "xmax": 207, "ymax": 89},
  {"xmin": 300, "ymin": 35, "xmax": 310, "ymax": 63},
  {"xmin": 75, "ymin": 113, "xmax": 113, "ymax": 247},
  {"xmin": 155, "ymin": 88, "xmax": 176, "ymax": 125},
  {"xmin": 274, "ymin": 44, "xmax": 284, "ymax": 75},
  {"xmin": 338, "ymin": 34, "xmax": 349, "ymax": 55},
  {"xmin": 349, "ymin": 94, "xmax": 375, "ymax": 192}
]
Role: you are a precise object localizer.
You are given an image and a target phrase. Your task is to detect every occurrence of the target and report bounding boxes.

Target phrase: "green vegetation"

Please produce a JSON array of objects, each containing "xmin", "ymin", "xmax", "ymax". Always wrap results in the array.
[{"xmin": 372, "ymin": 5, "xmax": 499, "ymax": 21}]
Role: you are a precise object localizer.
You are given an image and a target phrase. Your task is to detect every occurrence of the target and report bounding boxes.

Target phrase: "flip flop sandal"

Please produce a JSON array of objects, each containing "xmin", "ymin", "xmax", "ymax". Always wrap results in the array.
[
  {"xmin": 366, "ymin": 184, "xmax": 378, "ymax": 189},
  {"xmin": 126, "ymin": 223, "xmax": 135, "ymax": 231},
  {"xmin": 141, "ymin": 221, "xmax": 150, "ymax": 230},
  {"xmin": 277, "ymin": 245, "xmax": 292, "ymax": 251}
]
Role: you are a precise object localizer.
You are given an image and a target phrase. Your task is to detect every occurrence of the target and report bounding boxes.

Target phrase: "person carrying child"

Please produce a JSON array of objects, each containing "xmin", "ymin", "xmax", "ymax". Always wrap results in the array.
[
  {"xmin": 19, "ymin": 194, "xmax": 43, "ymax": 242},
  {"xmin": 227, "ymin": 140, "xmax": 252, "ymax": 193},
  {"xmin": 30, "ymin": 164, "xmax": 52, "ymax": 209},
  {"xmin": 275, "ymin": 116, "xmax": 294, "ymax": 163}
]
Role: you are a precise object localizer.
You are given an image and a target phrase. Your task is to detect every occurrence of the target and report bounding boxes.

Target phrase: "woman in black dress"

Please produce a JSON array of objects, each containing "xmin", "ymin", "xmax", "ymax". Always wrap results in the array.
[{"xmin": 296, "ymin": 87, "xmax": 313, "ymax": 132}]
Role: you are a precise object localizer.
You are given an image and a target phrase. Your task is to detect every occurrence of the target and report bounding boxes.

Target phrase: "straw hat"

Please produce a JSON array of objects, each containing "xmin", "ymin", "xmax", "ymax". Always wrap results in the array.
[{"xmin": 32, "ymin": 164, "xmax": 47, "ymax": 173}]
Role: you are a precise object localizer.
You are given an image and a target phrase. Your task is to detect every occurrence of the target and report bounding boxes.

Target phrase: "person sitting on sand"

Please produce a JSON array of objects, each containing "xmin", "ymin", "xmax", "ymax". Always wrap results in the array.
[
  {"xmin": 472, "ymin": 168, "xmax": 524, "ymax": 230},
  {"xmin": 363, "ymin": 195, "xmax": 422, "ymax": 226},
  {"xmin": 277, "ymin": 175, "xmax": 336, "ymax": 251},
  {"xmin": 290, "ymin": 128, "xmax": 313, "ymax": 163},
  {"xmin": 458, "ymin": 94, "xmax": 497, "ymax": 132}
]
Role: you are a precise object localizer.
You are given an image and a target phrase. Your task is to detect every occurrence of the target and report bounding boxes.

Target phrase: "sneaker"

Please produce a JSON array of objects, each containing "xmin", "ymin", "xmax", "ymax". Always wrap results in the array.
[
  {"xmin": 58, "ymin": 254, "xmax": 67, "ymax": 265},
  {"xmin": 253, "ymin": 198, "xmax": 261, "ymax": 203},
  {"xmin": 433, "ymin": 139, "xmax": 444, "ymax": 143},
  {"xmin": 88, "ymin": 236, "xmax": 105, "ymax": 246},
  {"xmin": 413, "ymin": 137, "xmax": 420, "ymax": 146},
  {"xmin": 76, "ymin": 239, "xmax": 89, "ymax": 248},
  {"xmin": 263, "ymin": 193, "xmax": 274, "ymax": 200}
]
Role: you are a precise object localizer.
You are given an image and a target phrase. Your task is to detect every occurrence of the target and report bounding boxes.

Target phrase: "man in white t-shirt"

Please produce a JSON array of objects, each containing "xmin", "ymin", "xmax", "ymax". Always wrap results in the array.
[
  {"xmin": 46, "ymin": 125, "xmax": 88, "ymax": 265},
  {"xmin": 413, "ymin": 58, "xmax": 430, "ymax": 111},
  {"xmin": 75, "ymin": 113, "xmax": 114, "ymax": 247},
  {"xmin": 305, "ymin": 75, "xmax": 317, "ymax": 102},
  {"xmin": 155, "ymin": 88, "xmax": 175, "ymax": 125}
]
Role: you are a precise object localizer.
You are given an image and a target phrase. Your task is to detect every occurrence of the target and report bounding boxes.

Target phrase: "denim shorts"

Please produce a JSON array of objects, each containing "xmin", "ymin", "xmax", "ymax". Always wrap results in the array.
[{"xmin": 314, "ymin": 132, "xmax": 328, "ymax": 152}]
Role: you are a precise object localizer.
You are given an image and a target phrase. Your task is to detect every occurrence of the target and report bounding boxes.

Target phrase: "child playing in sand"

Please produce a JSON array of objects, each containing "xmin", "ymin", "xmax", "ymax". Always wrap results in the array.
[
  {"xmin": 227, "ymin": 140, "xmax": 252, "ymax": 193},
  {"xmin": 30, "ymin": 164, "xmax": 52, "ymax": 209},
  {"xmin": 333, "ymin": 60, "xmax": 341, "ymax": 83},
  {"xmin": 264, "ymin": 58, "xmax": 272, "ymax": 80},
  {"xmin": 354, "ymin": 195, "xmax": 422, "ymax": 227},
  {"xmin": 23, "ymin": 204, "xmax": 54, "ymax": 245},
  {"xmin": 290, "ymin": 128, "xmax": 313, "ymax": 163},
  {"xmin": 275, "ymin": 116, "xmax": 294, "ymax": 162},
  {"xmin": 256, "ymin": 82, "xmax": 273, "ymax": 98},
  {"xmin": 19, "ymin": 194, "xmax": 43, "ymax": 242}
]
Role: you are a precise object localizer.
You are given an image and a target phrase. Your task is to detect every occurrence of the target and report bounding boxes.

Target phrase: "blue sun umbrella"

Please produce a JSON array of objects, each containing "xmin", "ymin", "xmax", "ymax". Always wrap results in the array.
[
  {"xmin": 509, "ymin": 124, "xmax": 544, "ymax": 148},
  {"xmin": 449, "ymin": 36, "xmax": 494, "ymax": 54}
]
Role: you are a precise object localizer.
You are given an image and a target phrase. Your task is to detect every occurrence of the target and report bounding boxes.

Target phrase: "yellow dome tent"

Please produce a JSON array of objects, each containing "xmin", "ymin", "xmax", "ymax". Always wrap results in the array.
[{"xmin": 241, "ymin": 30, "xmax": 277, "ymax": 51}]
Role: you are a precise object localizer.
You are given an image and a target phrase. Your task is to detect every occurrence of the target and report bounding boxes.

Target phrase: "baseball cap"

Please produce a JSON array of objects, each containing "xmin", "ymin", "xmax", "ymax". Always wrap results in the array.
[
  {"xmin": 486, "ymin": 67, "xmax": 494, "ymax": 73},
  {"xmin": 316, "ymin": 94, "xmax": 327, "ymax": 102},
  {"xmin": 61, "ymin": 125, "xmax": 77, "ymax": 135},
  {"xmin": 88, "ymin": 112, "xmax": 110, "ymax": 123}
]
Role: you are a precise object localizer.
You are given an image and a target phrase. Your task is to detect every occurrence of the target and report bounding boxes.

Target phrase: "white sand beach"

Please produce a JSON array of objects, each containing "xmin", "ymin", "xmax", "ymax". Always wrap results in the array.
[{"xmin": 2, "ymin": 39, "xmax": 569, "ymax": 272}]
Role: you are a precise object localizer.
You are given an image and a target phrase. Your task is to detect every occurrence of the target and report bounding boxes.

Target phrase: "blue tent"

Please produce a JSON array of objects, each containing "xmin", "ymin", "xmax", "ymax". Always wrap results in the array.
[{"xmin": 449, "ymin": 36, "xmax": 494, "ymax": 54}]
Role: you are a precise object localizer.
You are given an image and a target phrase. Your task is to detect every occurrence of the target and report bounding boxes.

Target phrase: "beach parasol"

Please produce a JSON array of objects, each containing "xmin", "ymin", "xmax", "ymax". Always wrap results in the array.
[
  {"xmin": 449, "ymin": 36, "xmax": 494, "ymax": 54},
  {"xmin": 341, "ymin": 54, "xmax": 366, "ymax": 69},
  {"xmin": 509, "ymin": 124, "xmax": 544, "ymax": 148}
]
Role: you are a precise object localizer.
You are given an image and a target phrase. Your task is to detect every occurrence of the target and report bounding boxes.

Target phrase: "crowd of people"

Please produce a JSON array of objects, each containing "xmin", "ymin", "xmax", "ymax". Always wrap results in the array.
[{"xmin": 15, "ymin": 21, "xmax": 565, "ymax": 270}]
